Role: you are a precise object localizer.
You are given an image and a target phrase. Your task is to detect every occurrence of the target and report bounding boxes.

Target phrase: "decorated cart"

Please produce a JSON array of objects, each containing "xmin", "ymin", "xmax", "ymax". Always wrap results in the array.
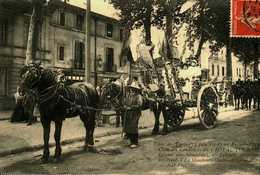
[
  {"xmin": 151, "ymin": 53, "xmax": 219, "ymax": 129},
  {"xmin": 134, "ymin": 38, "xmax": 219, "ymax": 129}
]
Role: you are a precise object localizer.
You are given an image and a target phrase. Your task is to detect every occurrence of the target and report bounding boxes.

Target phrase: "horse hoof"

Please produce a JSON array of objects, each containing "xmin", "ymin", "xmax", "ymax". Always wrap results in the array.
[
  {"xmin": 87, "ymin": 146, "xmax": 97, "ymax": 153},
  {"xmin": 161, "ymin": 130, "xmax": 168, "ymax": 135},
  {"xmin": 40, "ymin": 157, "xmax": 49, "ymax": 164},
  {"xmin": 152, "ymin": 130, "xmax": 159, "ymax": 135}
]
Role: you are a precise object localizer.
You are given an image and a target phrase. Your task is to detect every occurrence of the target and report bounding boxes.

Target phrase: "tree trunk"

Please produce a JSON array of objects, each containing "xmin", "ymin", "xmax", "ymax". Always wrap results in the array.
[
  {"xmin": 143, "ymin": 15, "xmax": 152, "ymax": 46},
  {"xmin": 195, "ymin": 33, "xmax": 205, "ymax": 64},
  {"xmin": 166, "ymin": 13, "xmax": 173, "ymax": 60},
  {"xmin": 25, "ymin": 1, "xmax": 42, "ymax": 65},
  {"xmin": 226, "ymin": 38, "xmax": 232, "ymax": 81},
  {"xmin": 253, "ymin": 43, "xmax": 259, "ymax": 79},
  {"xmin": 244, "ymin": 63, "xmax": 247, "ymax": 80},
  {"xmin": 25, "ymin": 5, "xmax": 36, "ymax": 65}
]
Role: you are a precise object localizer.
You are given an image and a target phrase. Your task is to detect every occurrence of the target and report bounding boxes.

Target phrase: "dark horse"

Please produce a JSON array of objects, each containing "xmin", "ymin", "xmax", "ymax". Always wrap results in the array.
[
  {"xmin": 100, "ymin": 82, "xmax": 169, "ymax": 134},
  {"xmin": 20, "ymin": 63, "xmax": 99, "ymax": 163}
]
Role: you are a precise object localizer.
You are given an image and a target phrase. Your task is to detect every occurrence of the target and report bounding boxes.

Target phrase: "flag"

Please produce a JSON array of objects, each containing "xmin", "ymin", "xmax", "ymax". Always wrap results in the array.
[
  {"xmin": 135, "ymin": 44, "xmax": 154, "ymax": 69},
  {"xmin": 120, "ymin": 30, "xmax": 134, "ymax": 65}
]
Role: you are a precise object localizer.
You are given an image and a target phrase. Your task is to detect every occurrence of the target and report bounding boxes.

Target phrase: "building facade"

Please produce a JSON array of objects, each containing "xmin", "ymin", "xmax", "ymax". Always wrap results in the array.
[{"xmin": 0, "ymin": 2, "xmax": 123, "ymax": 110}]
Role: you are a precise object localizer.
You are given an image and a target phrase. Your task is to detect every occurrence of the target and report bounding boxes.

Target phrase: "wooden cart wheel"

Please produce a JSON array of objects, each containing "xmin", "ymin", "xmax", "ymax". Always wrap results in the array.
[
  {"xmin": 166, "ymin": 104, "xmax": 185, "ymax": 127},
  {"xmin": 197, "ymin": 84, "xmax": 219, "ymax": 129}
]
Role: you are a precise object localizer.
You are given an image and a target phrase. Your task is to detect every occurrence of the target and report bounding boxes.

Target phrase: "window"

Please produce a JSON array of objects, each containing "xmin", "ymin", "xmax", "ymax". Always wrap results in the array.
[
  {"xmin": 212, "ymin": 51, "xmax": 218, "ymax": 58},
  {"xmin": 60, "ymin": 11, "xmax": 65, "ymax": 26},
  {"xmin": 217, "ymin": 65, "xmax": 220, "ymax": 76},
  {"xmin": 0, "ymin": 19, "xmax": 8, "ymax": 45},
  {"xmin": 0, "ymin": 67, "xmax": 7, "ymax": 96},
  {"xmin": 106, "ymin": 23, "xmax": 113, "ymax": 37},
  {"xmin": 58, "ymin": 46, "xmax": 65, "ymax": 61},
  {"xmin": 106, "ymin": 47, "xmax": 114, "ymax": 72},
  {"xmin": 222, "ymin": 66, "xmax": 225, "ymax": 76},
  {"xmin": 74, "ymin": 41, "xmax": 85, "ymax": 69},
  {"xmin": 212, "ymin": 64, "xmax": 214, "ymax": 76},
  {"xmin": 76, "ymin": 14, "xmax": 84, "ymax": 30}
]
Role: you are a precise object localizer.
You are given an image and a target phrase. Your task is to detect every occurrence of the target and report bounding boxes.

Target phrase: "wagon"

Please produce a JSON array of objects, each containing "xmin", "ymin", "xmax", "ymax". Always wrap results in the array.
[{"xmin": 151, "ymin": 57, "xmax": 219, "ymax": 129}]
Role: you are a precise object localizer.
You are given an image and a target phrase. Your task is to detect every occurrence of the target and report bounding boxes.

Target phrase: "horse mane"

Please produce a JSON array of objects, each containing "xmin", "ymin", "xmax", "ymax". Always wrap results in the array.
[{"xmin": 41, "ymin": 68, "xmax": 63, "ymax": 86}]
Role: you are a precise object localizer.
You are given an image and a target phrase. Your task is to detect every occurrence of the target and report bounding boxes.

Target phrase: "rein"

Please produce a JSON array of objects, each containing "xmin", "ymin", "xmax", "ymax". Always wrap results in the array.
[
  {"xmin": 103, "ymin": 82, "xmax": 124, "ymax": 110},
  {"xmin": 37, "ymin": 82, "xmax": 124, "ymax": 112},
  {"xmin": 38, "ymin": 84, "xmax": 60, "ymax": 104}
]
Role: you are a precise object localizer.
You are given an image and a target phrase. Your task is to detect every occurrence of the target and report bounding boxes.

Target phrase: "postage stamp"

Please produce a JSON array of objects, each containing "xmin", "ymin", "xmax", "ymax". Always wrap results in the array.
[{"xmin": 231, "ymin": 0, "xmax": 260, "ymax": 37}]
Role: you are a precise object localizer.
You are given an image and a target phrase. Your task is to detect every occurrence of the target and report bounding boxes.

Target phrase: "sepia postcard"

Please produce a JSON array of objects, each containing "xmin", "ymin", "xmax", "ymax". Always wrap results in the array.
[{"xmin": 0, "ymin": 0, "xmax": 259, "ymax": 174}]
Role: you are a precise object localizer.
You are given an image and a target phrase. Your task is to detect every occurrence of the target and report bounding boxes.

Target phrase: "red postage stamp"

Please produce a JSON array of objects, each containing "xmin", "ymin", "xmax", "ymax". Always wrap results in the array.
[{"xmin": 231, "ymin": 0, "xmax": 260, "ymax": 37}]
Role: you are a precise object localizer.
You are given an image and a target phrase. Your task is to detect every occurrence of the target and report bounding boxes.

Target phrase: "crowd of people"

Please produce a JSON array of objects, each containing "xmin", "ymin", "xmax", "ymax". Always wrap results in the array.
[{"xmin": 231, "ymin": 79, "xmax": 260, "ymax": 110}]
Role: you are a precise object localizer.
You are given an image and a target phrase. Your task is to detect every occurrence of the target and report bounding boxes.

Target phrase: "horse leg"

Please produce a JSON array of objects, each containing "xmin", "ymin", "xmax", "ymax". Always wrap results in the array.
[
  {"xmin": 80, "ymin": 114, "xmax": 89, "ymax": 150},
  {"xmin": 152, "ymin": 105, "xmax": 160, "ymax": 135},
  {"xmin": 237, "ymin": 98, "xmax": 242, "ymax": 110},
  {"xmin": 234, "ymin": 98, "xmax": 237, "ymax": 110},
  {"xmin": 54, "ymin": 120, "xmax": 63, "ymax": 162},
  {"xmin": 161, "ymin": 106, "xmax": 169, "ymax": 135},
  {"xmin": 116, "ymin": 111, "xmax": 121, "ymax": 127},
  {"xmin": 86, "ymin": 111, "xmax": 96, "ymax": 152},
  {"xmin": 41, "ymin": 119, "xmax": 51, "ymax": 163},
  {"xmin": 249, "ymin": 98, "xmax": 252, "ymax": 110},
  {"xmin": 80, "ymin": 111, "xmax": 96, "ymax": 152},
  {"xmin": 257, "ymin": 97, "xmax": 260, "ymax": 110}
]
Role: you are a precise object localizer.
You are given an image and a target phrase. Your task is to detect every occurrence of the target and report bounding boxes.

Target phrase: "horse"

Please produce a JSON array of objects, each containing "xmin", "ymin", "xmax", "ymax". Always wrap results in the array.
[
  {"xmin": 100, "ymin": 81, "xmax": 170, "ymax": 135},
  {"xmin": 19, "ymin": 63, "xmax": 99, "ymax": 163}
]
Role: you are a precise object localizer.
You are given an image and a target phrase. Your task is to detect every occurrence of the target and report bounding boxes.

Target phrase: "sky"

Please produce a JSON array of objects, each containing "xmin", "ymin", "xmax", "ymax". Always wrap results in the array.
[{"xmin": 67, "ymin": 0, "xmax": 120, "ymax": 19}]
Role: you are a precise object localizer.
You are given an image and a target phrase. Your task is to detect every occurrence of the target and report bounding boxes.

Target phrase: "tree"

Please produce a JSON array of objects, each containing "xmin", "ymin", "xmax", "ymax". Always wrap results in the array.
[
  {"xmin": 25, "ymin": 0, "xmax": 45, "ymax": 64},
  {"xmin": 111, "ymin": 0, "xmax": 154, "ymax": 46},
  {"xmin": 153, "ymin": 0, "xmax": 186, "ymax": 60},
  {"xmin": 232, "ymin": 38, "xmax": 259, "ymax": 79}
]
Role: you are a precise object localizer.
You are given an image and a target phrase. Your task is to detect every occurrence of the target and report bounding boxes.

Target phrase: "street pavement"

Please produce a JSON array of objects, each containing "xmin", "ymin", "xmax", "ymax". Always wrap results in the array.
[
  {"xmin": 0, "ymin": 106, "xmax": 233, "ymax": 157},
  {"xmin": 0, "ymin": 108, "xmax": 259, "ymax": 174}
]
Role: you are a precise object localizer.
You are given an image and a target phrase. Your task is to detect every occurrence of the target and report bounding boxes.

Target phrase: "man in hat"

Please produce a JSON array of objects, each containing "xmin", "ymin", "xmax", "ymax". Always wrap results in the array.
[{"xmin": 123, "ymin": 81, "xmax": 143, "ymax": 148}]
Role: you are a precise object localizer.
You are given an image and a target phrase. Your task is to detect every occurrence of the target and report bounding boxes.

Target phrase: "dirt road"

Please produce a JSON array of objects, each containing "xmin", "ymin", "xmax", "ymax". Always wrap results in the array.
[{"xmin": 0, "ymin": 110, "xmax": 259, "ymax": 175}]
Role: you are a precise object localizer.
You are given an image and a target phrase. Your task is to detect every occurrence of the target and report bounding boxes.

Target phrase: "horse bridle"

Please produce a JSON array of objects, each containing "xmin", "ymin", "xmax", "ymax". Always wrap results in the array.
[{"xmin": 103, "ymin": 82, "xmax": 124, "ymax": 110}]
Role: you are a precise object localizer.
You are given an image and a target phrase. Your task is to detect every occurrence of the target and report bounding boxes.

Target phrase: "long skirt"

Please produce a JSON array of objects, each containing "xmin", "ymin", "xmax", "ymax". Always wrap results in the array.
[
  {"xmin": 10, "ymin": 102, "xmax": 27, "ymax": 122},
  {"xmin": 123, "ymin": 110, "xmax": 141, "ymax": 134}
]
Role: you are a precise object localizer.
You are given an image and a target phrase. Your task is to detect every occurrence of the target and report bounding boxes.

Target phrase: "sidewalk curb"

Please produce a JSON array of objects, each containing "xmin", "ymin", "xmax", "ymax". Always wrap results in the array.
[
  {"xmin": 0, "ymin": 117, "xmax": 10, "ymax": 121},
  {"xmin": 0, "ymin": 108, "xmax": 233, "ymax": 157},
  {"xmin": 0, "ymin": 126, "xmax": 151, "ymax": 158}
]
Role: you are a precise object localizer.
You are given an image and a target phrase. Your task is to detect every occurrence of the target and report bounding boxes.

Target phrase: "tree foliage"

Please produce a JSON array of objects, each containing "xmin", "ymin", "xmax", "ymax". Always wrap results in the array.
[{"xmin": 180, "ymin": 0, "xmax": 230, "ymax": 58}]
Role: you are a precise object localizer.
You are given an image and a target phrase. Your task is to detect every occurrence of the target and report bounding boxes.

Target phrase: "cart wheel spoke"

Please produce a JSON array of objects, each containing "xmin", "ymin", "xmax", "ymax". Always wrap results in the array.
[
  {"xmin": 167, "ymin": 108, "xmax": 185, "ymax": 127},
  {"xmin": 197, "ymin": 85, "xmax": 219, "ymax": 129}
]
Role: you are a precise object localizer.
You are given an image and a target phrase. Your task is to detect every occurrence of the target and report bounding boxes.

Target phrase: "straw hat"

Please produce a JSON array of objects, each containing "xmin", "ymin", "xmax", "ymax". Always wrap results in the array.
[
  {"xmin": 128, "ymin": 81, "xmax": 141, "ymax": 90},
  {"xmin": 148, "ymin": 83, "xmax": 159, "ymax": 92}
]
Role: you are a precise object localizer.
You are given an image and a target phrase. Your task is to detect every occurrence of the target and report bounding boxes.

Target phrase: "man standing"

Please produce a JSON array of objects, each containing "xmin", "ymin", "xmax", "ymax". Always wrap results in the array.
[{"xmin": 123, "ymin": 82, "xmax": 143, "ymax": 148}]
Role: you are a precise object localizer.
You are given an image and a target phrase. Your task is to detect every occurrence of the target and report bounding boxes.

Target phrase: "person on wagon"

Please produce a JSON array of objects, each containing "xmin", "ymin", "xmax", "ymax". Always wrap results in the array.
[{"xmin": 123, "ymin": 81, "xmax": 143, "ymax": 148}]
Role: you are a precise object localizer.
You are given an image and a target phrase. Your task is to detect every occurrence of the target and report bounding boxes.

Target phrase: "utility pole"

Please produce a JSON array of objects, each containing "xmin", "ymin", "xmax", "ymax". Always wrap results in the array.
[{"xmin": 85, "ymin": 0, "xmax": 91, "ymax": 82}]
